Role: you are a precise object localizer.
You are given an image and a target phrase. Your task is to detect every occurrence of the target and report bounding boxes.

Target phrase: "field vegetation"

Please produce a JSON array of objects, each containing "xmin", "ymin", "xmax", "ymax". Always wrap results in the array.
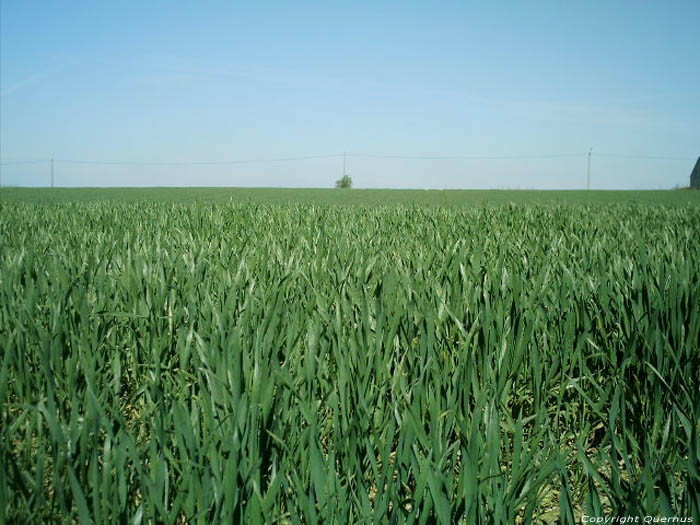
[{"xmin": 1, "ymin": 189, "xmax": 699, "ymax": 522}]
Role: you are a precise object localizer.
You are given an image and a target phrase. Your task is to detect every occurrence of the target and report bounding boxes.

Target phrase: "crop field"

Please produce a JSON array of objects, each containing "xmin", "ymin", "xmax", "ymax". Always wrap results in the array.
[{"xmin": 1, "ymin": 189, "xmax": 699, "ymax": 523}]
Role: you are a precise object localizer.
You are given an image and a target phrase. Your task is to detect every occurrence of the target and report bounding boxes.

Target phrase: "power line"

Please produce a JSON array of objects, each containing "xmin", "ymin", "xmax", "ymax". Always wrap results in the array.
[
  {"xmin": 51, "ymin": 154, "xmax": 345, "ymax": 166},
  {"xmin": 0, "ymin": 159, "xmax": 52, "ymax": 165},
  {"xmin": 0, "ymin": 152, "xmax": 695, "ymax": 166},
  {"xmin": 346, "ymin": 152, "xmax": 588, "ymax": 160},
  {"xmin": 594, "ymin": 154, "xmax": 695, "ymax": 161}
]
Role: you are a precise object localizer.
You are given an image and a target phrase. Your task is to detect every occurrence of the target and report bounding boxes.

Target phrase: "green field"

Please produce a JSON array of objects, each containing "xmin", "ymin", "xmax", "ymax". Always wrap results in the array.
[
  {"xmin": 3, "ymin": 186, "xmax": 700, "ymax": 206},
  {"xmin": 1, "ymin": 188, "xmax": 699, "ymax": 522}
]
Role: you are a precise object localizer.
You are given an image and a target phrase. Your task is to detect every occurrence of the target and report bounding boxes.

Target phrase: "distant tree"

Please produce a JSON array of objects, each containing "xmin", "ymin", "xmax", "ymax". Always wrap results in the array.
[{"xmin": 335, "ymin": 175, "xmax": 353, "ymax": 189}]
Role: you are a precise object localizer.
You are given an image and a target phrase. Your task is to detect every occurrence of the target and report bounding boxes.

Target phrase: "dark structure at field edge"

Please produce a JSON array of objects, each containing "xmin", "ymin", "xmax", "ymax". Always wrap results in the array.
[{"xmin": 691, "ymin": 157, "xmax": 700, "ymax": 189}]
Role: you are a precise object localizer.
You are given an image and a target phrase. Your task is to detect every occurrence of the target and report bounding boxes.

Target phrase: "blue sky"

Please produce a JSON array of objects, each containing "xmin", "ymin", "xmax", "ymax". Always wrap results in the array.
[{"xmin": 1, "ymin": 1, "xmax": 698, "ymax": 189}]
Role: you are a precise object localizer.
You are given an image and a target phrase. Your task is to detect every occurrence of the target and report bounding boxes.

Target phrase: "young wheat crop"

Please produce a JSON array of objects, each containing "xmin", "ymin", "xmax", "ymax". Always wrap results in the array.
[{"xmin": 1, "ymin": 198, "xmax": 698, "ymax": 523}]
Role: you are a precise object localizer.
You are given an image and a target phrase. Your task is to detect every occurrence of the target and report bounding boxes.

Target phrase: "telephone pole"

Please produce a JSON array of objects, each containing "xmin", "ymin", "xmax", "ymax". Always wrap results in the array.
[
  {"xmin": 587, "ymin": 148, "xmax": 592, "ymax": 190},
  {"xmin": 51, "ymin": 158, "xmax": 54, "ymax": 188},
  {"xmin": 343, "ymin": 152, "xmax": 347, "ymax": 176}
]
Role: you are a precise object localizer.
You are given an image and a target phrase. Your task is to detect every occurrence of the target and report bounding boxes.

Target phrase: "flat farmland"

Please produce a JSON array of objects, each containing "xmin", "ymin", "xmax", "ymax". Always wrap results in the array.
[
  {"xmin": 1, "ymin": 188, "xmax": 699, "ymax": 522},
  {"xmin": 3, "ymin": 186, "xmax": 700, "ymax": 205}
]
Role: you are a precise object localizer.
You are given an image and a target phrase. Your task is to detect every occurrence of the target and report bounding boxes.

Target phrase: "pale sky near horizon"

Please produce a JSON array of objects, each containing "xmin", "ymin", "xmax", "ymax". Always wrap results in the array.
[{"xmin": 1, "ymin": 1, "xmax": 698, "ymax": 189}]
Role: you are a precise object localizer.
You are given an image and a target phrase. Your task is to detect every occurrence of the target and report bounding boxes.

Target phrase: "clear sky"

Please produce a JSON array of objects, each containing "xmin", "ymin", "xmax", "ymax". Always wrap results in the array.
[{"xmin": 1, "ymin": 1, "xmax": 698, "ymax": 189}]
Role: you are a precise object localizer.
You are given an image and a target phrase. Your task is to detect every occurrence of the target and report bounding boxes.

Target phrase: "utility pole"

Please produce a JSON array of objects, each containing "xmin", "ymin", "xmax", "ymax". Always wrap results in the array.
[
  {"xmin": 51, "ymin": 158, "xmax": 54, "ymax": 188},
  {"xmin": 343, "ymin": 152, "xmax": 347, "ymax": 176},
  {"xmin": 587, "ymin": 148, "xmax": 592, "ymax": 190}
]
